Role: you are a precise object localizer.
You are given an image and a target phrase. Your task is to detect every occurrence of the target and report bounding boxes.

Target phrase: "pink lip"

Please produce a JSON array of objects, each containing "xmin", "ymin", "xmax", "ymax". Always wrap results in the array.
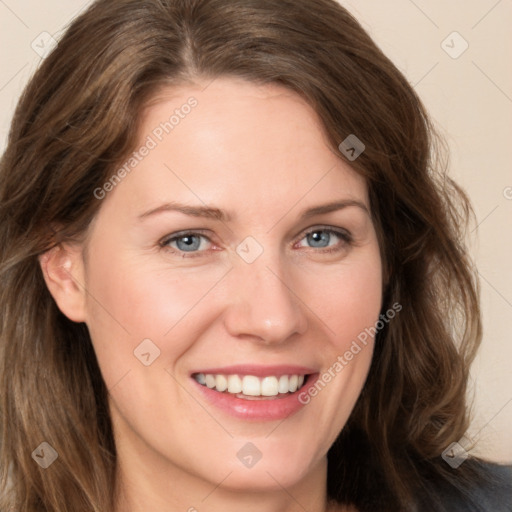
[
  {"xmin": 190, "ymin": 364, "xmax": 317, "ymax": 378},
  {"xmin": 191, "ymin": 369, "xmax": 320, "ymax": 422}
]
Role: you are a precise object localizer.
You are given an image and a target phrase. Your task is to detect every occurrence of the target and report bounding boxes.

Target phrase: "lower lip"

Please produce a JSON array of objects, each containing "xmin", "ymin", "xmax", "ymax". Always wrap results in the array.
[{"xmin": 192, "ymin": 375, "xmax": 319, "ymax": 421}]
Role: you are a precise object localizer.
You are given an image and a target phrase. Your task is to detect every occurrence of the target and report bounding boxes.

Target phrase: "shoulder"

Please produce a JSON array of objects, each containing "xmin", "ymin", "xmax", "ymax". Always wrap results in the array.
[
  {"xmin": 416, "ymin": 460, "xmax": 512, "ymax": 512},
  {"xmin": 469, "ymin": 462, "xmax": 512, "ymax": 511}
]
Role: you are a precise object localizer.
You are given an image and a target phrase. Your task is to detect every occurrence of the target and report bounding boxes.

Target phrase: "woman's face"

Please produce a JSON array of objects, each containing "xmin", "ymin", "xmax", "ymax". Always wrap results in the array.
[{"xmin": 74, "ymin": 78, "xmax": 382, "ymax": 495}]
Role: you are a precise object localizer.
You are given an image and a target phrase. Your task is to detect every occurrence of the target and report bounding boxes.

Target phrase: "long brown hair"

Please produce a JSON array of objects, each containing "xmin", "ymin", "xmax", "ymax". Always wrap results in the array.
[{"xmin": 0, "ymin": 0, "xmax": 485, "ymax": 510}]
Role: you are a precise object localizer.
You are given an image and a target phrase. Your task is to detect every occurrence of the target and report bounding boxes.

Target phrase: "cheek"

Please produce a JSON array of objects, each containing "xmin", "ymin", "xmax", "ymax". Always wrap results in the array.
[
  {"xmin": 86, "ymin": 261, "xmax": 228, "ymax": 336},
  {"xmin": 293, "ymin": 245, "xmax": 382, "ymax": 429},
  {"xmin": 300, "ymin": 248, "xmax": 383, "ymax": 350},
  {"xmin": 82, "ymin": 244, "xmax": 231, "ymax": 382}
]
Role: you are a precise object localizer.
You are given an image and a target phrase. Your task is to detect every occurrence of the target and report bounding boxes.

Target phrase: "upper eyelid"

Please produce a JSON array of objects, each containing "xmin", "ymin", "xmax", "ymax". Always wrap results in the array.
[
  {"xmin": 294, "ymin": 227, "xmax": 352, "ymax": 247},
  {"xmin": 160, "ymin": 229, "xmax": 212, "ymax": 244},
  {"xmin": 160, "ymin": 231, "xmax": 213, "ymax": 257},
  {"xmin": 162, "ymin": 225, "xmax": 350, "ymax": 238},
  {"xmin": 296, "ymin": 225, "xmax": 352, "ymax": 242},
  {"xmin": 161, "ymin": 225, "xmax": 351, "ymax": 250},
  {"xmin": 301, "ymin": 225, "xmax": 350, "ymax": 235}
]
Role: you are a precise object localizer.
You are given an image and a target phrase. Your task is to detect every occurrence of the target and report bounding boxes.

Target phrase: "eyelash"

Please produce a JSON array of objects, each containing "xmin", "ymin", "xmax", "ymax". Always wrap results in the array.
[
  {"xmin": 299, "ymin": 226, "xmax": 353, "ymax": 253},
  {"xmin": 159, "ymin": 226, "xmax": 353, "ymax": 259},
  {"xmin": 160, "ymin": 229, "xmax": 214, "ymax": 259}
]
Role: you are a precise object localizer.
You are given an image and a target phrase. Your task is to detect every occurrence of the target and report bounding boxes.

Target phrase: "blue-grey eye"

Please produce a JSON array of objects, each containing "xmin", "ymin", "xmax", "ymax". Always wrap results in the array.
[
  {"xmin": 307, "ymin": 230, "xmax": 331, "ymax": 248},
  {"xmin": 297, "ymin": 228, "xmax": 347, "ymax": 250},
  {"xmin": 168, "ymin": 234, "xmax": 207, "ymax": 252}
]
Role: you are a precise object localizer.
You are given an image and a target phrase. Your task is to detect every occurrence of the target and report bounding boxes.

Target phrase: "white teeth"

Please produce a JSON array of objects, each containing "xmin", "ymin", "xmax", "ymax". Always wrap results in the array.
[
  {"xmin": 242, "ymin": 375, "xmax": 261, "ymax": 396},
  {"xmin": 215, "ymin": 374, "xmax": 228, "ymax": 392},
  {"xmin": 278, "ymin": 375, "xmax": 289, "ymax": 394},
  {"xmin": 194, "ymin": 373, "xmax": 308, "ymax": 396},
  {"xmin": 205, "ymin": 374, "xmax": 216, "ymax": 389},
  {"xmin": 227, "ymin": 374, "xmax": 242, "ymax": 393},
  {"xmin": 261, "ymin": 376, "xmax": 279, "ymax": 396},
  {"xmin": 289, "ymin": 374, "xmax": 299, "ymax": 392}
]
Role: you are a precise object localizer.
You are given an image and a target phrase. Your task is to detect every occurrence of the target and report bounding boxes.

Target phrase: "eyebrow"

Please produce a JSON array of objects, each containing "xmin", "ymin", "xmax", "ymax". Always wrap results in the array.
[
  {"xmin": 299, "ymin": 199, "xmax": 369, "ymax": 219},
  {"xmin": 137, "ymin": 199, "xmax": 369, "ymax": 222},
  {"xmin": 138, "ymin": 202, "xmax": 230, "ymax": 222}
]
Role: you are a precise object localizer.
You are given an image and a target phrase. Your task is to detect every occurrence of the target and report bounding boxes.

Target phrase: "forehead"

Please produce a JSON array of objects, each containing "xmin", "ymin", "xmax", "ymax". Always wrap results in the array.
[{"xmin": 104, "ymin": 77, "xmax": 369, "ymax": 217}]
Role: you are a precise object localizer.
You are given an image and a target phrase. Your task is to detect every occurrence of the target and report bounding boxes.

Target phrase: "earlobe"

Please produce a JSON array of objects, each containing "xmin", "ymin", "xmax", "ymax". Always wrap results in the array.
[{"xmin": 39, "ymin": 244, "xmax": 87, "ymax": 323}]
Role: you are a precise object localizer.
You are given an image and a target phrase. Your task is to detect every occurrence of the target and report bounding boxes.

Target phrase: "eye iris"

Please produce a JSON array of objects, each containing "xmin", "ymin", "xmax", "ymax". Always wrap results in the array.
[
  {"xmin": 307, "ymin": 231, "xmax": 330, "ymax": 248},
  {"xmin": 176, "ymin": 235, "xmax": 201, "ymax": 251}
]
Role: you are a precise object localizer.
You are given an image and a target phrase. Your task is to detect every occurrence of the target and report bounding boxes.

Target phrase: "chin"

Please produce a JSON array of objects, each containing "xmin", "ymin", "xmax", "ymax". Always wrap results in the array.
[
  {"xmin": 198, "ymin": 438, "xmax": 324, "ymax": 493},
  {"xmin": 214, "ymin": 460, "xmax": 317, "ymax": 493}
]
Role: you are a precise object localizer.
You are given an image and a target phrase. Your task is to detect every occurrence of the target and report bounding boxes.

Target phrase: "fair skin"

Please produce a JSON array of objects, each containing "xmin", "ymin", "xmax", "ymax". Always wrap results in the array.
[{"xmin": 41, "ymin": 77, "xmax": 380, "ymax": 512}]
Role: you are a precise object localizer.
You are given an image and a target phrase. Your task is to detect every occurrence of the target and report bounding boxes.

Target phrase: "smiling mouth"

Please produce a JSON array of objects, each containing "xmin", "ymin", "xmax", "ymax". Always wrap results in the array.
[{"xmin": 192, "ymin": 373, "xmax": 310, "ymax": 400}]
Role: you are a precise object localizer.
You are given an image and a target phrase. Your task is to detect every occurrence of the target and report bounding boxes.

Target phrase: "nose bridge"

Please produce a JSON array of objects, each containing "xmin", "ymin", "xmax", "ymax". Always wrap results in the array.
[{"xmin": 224, "ymin": 252, "xmax": 308, "ymax": 343}]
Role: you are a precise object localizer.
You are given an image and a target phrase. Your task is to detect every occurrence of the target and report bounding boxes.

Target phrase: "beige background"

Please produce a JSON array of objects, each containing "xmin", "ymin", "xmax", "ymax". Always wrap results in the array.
[{"xmin": 0, "ymin": 1, "xmax": 511, "ymax": 463}]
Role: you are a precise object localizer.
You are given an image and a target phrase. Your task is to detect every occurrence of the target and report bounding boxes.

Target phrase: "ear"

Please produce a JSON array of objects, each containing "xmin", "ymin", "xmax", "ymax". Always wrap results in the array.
[{"xmin": 39, "ymin": 243, "xmax": 87, "ymax": 323}]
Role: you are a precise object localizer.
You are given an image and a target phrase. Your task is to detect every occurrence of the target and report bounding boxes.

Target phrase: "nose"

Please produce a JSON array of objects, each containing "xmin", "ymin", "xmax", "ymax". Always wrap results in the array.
[{"xmin": 223, "ymin": 259, "xmax": 308, "ymax": 345}]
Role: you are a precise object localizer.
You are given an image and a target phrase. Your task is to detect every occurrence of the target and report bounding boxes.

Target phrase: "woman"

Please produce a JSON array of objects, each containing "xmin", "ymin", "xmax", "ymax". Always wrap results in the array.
[{"xmin": 0, "ymin": 0, "xmax": 510, "ymax": 511}]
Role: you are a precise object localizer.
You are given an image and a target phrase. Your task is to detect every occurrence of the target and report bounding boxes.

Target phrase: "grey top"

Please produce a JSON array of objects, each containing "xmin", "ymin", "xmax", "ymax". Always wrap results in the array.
[
  {"xmin": 416, "ymin": 462, "xmax": 512, "ymax": 511},
  {"xmin": 460, "ymin": 463, "xmax": 511, "ymax": 512}
]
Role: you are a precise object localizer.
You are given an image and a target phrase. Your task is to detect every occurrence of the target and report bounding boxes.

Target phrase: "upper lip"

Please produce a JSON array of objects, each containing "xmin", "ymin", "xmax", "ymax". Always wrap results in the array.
[{"xmin": 191, "ymin": 364, "xmax": 318, "ymax": 378}]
